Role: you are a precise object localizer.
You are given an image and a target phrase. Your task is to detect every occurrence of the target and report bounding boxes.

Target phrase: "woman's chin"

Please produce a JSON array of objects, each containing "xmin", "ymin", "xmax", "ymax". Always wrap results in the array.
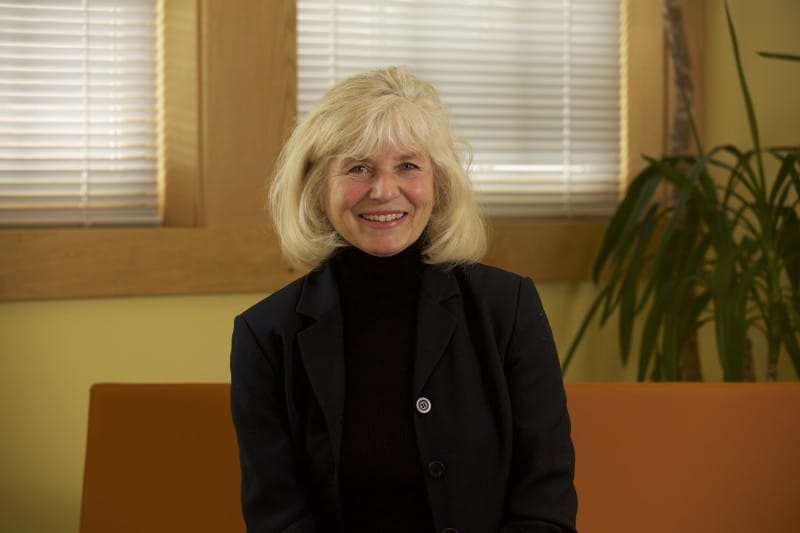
[{"xmin": 358, "ymin": 239, "xmax": 411, "ymax": 257}]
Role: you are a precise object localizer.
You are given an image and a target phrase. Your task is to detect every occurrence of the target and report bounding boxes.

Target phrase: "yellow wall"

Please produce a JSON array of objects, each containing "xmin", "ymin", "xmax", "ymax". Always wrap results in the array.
[
  {"xmin": 1, "ymin": 1, "xmax": 798, "ymax": 531},
  {"xmin": 705, "ymin": 0, "xmax": 800, "ymax": 149}
]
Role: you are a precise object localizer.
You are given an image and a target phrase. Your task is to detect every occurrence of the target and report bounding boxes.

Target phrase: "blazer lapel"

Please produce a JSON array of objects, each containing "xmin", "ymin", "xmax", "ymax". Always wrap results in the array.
[
  {"xmin": 296, "ymin": 264, "xmax": 346, "ymax": 469},
  {"xmin": 294, "ymin": 263, "xmax": 462, "ymax": 464},
  {"xmin": 414, "ymin": 266, "xmax": 460, "ymax": 395}
]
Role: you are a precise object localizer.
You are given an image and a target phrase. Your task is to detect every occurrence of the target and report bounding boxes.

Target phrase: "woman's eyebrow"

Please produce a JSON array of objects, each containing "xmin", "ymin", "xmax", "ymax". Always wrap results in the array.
[
  {"xmin": 337, "ymin": 152, "xmax": 423, "ymax": 165},
  {"xmin": 339, "ymin": 156, "xmax": 369, "ymax": 166}
]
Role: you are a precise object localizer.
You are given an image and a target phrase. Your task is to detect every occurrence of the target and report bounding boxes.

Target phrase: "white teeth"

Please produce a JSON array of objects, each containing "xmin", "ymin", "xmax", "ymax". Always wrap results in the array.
[{"xmin": 362, "ymin": 213, "xmax": 404, "ymax": 222}]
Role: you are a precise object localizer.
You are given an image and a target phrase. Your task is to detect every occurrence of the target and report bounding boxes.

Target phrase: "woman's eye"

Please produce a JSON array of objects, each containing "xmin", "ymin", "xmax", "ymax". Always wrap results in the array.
[
  {"xmin": 347, "ymin": 164, "xmax": 368, "ymax": 175},
  {"xmin": 400, "ymin": 162, "xmax": 419, "ymax": 171}
]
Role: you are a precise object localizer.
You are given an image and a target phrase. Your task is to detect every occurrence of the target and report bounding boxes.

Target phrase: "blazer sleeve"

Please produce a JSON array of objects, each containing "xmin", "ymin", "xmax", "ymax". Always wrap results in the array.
[
  {"xmin": 500, "ymin": 278, "xmax": 578, "ymax": 533},
  {"xmin": 230, "ymin": 314, "xmax": 318, "ymax": 533}
]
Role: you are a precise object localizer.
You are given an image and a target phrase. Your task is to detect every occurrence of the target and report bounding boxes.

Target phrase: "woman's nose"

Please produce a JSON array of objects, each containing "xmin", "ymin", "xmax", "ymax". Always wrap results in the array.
[{"xmin": 369, "ymin": 169, "xmax": 400, "ymax": 200}]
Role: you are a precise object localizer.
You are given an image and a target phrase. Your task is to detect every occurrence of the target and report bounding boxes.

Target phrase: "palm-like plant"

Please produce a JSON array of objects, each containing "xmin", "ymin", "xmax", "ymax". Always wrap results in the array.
[{"xmin": 562, "ymin": 4, "xmax": 800, "ymax": 381}]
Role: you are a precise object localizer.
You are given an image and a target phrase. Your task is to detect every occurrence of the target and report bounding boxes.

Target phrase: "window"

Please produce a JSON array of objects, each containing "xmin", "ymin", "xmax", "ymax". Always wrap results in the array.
[
  {"xmin": 0, "ymin": 0, "xmax": 299, "ymax": 300},
  {"xmin": 0, "ymin": 0, "xmax": 161, "ymax": 227},
  {"xmin": 298, "ymin": 0, "xmax": 623, "ymax": 216}
]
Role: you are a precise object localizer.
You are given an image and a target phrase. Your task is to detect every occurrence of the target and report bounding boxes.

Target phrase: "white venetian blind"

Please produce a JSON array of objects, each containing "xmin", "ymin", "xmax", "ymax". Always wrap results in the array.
[
  {"xmin": 298, "ymin": 0, "xmax": 623, "ymax": 216},
  {"xmin": 0, "ymin": 0, "xmax": 161, "ymax": 227}
]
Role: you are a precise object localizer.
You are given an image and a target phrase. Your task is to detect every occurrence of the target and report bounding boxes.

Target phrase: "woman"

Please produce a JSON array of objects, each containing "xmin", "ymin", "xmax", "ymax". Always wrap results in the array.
[{"xmin": 230, "ymin": 67, "xmax": 577, "ymax": 533}]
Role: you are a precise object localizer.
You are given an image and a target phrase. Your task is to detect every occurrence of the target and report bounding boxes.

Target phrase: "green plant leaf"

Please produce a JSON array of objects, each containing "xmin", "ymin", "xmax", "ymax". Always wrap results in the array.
[
  {"xmin": 638, "ymin": 285, "xmax": 670, "ymax": 381},
  {"xmin": 707, "ymin": 206, "xmax": 755, "ymax": 381},
  {"xmin": 757, "ymin": 51, "xmax": 800, "ymax": 62},
  {"xmin": 593, "ymin": 162, "xmax": 663, "ymax": 281},
  {"xmin": 778, "ymin": 207, "xmax": 800, "ymax": 295},
  {"xmin": 712, "ymin": 146, "xmax": 761, "ymax": 204},
  {"xmin": 772, "ymin": 298, "xmax": 798, "ymax": 346},
  {"xmin": 783, "ymin": 304, "xmax": 800, "ymax": 376},
  {"xmin": 725, "ymin": 2, "xmax": 765, "ymax": 185},
  {"xmin": 601, "ymin": 205, "xmax": 663, "ymax": 322},
  {"xmin": 782, "ymin": 328, "xmax": 800, "ymax": 377},
  {"xmin": 561, "ymin": 282, "xmax": 614, "ymax": 373},
  {"xmin": 618, "ymin": 204, "xmax": 660, "ymax": 364},
  {"xmin": 661, "ymin": 277, "xmax": 697, "ymax": 381},
  {"xmin": 768, "ymin": 151, "xmax": 800, "ymax": 209}
]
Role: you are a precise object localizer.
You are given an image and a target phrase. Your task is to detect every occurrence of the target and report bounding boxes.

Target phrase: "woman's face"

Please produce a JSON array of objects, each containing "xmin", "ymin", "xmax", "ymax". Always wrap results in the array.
[{"xmin": 325, "ymin": 145, "xmax": 434, "ymax": 257}]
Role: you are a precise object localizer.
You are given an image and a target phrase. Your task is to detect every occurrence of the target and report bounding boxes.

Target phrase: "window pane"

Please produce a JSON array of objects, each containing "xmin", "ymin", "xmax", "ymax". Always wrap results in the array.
[
  {"xmin": 297, "ymin": 0, "xmax": 623, "ymax": 216},
  {"xmin": 0, "ymin": 0, "xmax": 162, "ymax": 227}
]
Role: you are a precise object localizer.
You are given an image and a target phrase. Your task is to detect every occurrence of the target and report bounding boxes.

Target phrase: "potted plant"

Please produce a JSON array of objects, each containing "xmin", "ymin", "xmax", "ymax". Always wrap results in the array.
[{"xmin": 562, "ymin": 3, "xmax": 799, "ymax": 381}]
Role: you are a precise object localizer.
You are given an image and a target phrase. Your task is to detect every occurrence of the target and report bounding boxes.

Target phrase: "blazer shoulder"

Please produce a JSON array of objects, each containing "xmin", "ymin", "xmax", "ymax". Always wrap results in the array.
[
  {"xmin": 458, "ymin": 261, "xmax": 549, "ymax": 329},
  {"xmin": 237, "ymin": 274, "xmax": 309, "ymax": 332},
  {"xmin": 450, "ymin": 263, "xmax": 540, "ymax": 362},
  {"xmin": 458, "ymin": 262, "xmax": 530, "ymax": 297}
]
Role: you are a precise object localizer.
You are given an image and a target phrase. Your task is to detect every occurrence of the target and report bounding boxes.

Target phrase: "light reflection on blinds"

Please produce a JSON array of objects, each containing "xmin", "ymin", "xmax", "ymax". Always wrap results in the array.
[
  {"xmin": 0, "ymin": 0, "xmax": 161, "ymax": 227},
  {"xmin": 298, "ymin": 0, "xmax": 623, "ymax": 216}
]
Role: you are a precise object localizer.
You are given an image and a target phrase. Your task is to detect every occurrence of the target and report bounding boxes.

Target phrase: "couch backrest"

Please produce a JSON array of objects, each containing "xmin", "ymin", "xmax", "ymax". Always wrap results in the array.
[
  {"xmin": 79, "ymin": 382, "xmax": 800, "ymax": 533},
  {"xmin": 568, "ymin": 382, "xmax": 800, "ymax": 533},
  {"xmin": 79, "ymin": 383, "xmax": 243, "ymax": 533}
]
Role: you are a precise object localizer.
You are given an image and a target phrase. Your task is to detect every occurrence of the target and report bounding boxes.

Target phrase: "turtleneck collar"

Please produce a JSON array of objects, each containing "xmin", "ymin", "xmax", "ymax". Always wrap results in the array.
[{"xmin": 330, "ymin": 235, "xmax": 426, "ymax": 300}]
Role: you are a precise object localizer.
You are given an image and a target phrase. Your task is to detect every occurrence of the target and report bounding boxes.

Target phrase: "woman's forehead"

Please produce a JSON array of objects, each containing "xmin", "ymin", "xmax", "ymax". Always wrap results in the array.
[
  {"xmin": 336, "ymin": 148, "xmax": 428, "ymax": 163},
  {"xmin": 339, "ymin": 135, "xmax": 427, "ymax": 154}
]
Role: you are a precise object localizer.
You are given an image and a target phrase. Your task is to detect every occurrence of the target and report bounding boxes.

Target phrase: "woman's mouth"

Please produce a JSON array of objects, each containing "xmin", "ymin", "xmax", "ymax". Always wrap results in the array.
[{"xmin": 359, "ymin": 212, "xmax": 406, "ymax": 222}]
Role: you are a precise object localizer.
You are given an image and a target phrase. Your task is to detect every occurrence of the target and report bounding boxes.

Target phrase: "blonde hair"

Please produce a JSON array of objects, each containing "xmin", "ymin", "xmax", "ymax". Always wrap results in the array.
[{"xmin": 269, "ymin": 66, "xmax": 487, "ymax": 270}]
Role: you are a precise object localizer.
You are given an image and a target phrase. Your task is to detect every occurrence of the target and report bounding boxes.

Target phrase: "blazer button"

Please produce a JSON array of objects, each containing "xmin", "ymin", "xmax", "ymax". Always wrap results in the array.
[
  {"xmin": 427, "ymin": 460, "xmax": 446, "ymax": 479},
  {"xmin": 416, "ymin": 396, "xmax": 431, "ymax": 414},
  {"xmin": 442, "ymin": 529, "xmax": 458, "ymax": 533}
]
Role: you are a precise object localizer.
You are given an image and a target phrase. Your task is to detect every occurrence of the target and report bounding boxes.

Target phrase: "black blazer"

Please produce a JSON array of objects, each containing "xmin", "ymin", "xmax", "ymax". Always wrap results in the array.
[{"xmin": 230, "ymin": 261, "xmax": 577, "ymax": 533}]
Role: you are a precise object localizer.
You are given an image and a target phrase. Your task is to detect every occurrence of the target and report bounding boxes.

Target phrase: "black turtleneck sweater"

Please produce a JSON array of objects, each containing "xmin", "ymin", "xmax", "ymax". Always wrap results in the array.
[{"xmin": 331, "ymin": 241, "xmax": 436, "ymax": 533}]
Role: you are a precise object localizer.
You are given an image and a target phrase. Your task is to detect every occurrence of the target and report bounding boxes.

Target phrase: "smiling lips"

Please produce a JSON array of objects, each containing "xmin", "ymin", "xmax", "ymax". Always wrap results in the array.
[{"xmin": 360, "ymin": 212, "xmax": 407, "ymax": 223}]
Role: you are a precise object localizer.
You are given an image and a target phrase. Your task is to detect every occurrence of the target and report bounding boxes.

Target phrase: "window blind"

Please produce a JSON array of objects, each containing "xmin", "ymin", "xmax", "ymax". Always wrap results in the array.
[
  {"xmin": 0, "ymin": 0, "xmax": 161, "ymax": 227},
  {"xmin": 298, "ymin": 0, "xmax": 623, "ymax": 216}
]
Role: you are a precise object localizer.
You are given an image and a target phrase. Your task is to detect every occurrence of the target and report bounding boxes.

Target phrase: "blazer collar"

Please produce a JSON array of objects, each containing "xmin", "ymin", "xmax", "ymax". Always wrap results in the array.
[
  {"xmin": 414, "ymin": 265, "xmax": 460, "ymax": 395},
  {"xmin": 296, "ymin": 263, "xmax": 340, "ymax": 320},
  {"xmin": 295, "ymin": 264, "xmax": 346, "ymax": 467}
]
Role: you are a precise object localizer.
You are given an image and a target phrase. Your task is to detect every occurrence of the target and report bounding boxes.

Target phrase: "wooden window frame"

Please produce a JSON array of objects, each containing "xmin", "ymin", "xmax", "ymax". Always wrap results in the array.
[{"xmin": 0, "ymin": 0, "xmax": 681, "ymax": 301}]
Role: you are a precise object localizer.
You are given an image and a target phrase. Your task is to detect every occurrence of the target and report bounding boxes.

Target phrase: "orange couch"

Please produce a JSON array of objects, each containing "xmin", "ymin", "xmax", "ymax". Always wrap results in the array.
[{"xmin": 79, "ymin": 382, "xmax": 800, "ymax": 532}]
